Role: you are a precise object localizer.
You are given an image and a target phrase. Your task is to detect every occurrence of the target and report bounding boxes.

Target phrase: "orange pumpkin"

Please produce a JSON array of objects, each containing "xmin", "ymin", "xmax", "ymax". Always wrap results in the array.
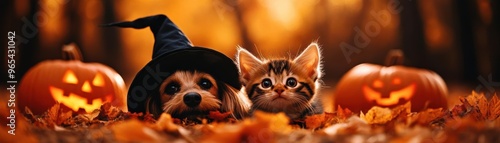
[
  {"xmin": 334, "ymin": 50, "xmax": 447, "ymax": 113},
  {"xmin": 18, "ymin": 44, "xmax": 127, "ymax": 114}
]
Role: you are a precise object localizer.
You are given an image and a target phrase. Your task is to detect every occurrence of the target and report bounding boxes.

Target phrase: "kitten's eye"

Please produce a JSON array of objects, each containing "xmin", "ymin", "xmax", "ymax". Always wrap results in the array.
[
  {"xmin": 164, "ymin": 82, "xmax": 180, "ymax": 95},
  {"xmin": 286, "ymin": 78, "xmax": 298, "ymax": 87},
  {"xmin": 199, "ymin": 78, "xmax": 213, "ymax": 90},
  {"xmin": 261, "ymin": 78, "xmax": 272, "ymax": 88}
]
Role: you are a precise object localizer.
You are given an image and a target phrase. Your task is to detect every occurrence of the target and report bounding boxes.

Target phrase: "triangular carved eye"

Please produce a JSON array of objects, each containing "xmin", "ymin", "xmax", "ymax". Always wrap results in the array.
[
  {"xmin": 93, "ymin": 72, "xmax": 105, "ymax": 87},
  {"xmin": 392, "ymin": 77, "xmax": 401, "ymax": 85},
  {"xmin": 63, "ymin": 70, "xmax": 78, "ymax": 84},
  {"xmin": 373, "ymin": 80, "xmax": 383, "ymax": 88}
]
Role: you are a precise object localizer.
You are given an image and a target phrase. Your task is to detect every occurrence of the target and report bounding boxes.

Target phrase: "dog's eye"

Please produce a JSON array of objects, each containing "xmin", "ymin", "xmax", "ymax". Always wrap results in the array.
[
  {"xmin": 164, "ymin": 82, "xmax": 180, "ymax": 95},
  {"xmin": 286, "ymin": 77, "xmax": 297, "ymax": 87},
  {"xmin": 199, "ymin": 78, "xmax": 212, "ymax": 90},
  {"xmin": 261, "ymin": 78, "xmax": 272, "ymax": 89}
]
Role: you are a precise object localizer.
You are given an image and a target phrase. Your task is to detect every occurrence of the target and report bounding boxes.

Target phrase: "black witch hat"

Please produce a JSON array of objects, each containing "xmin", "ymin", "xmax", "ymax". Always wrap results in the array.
[{"xmin": 106, "ymin": 14, "xmax": 241, "ymax": 113}]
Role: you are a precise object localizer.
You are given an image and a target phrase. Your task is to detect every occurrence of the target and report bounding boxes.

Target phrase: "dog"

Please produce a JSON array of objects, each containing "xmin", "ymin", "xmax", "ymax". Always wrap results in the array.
[{"xmin": 146, "ymin": 70, "xmax": 250, "ymax": 119}]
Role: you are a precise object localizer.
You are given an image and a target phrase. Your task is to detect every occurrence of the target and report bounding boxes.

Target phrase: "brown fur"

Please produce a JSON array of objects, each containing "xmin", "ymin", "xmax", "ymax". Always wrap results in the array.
[
  {"xmin": 147, "ymin": 71, "xmax": 250, "ymax": 119},
  {"xmin": 237, "ymin": 43, "xmax": 324, "ymax": 119}
]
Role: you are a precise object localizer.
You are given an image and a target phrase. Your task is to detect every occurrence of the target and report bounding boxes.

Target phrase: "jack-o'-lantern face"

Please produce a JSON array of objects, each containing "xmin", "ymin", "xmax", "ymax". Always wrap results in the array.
[
  {"xmin": 18, "ymin": 44, "xmax": 127, "ymax": 115},
  {"xmin": 333, "ymin": 50, "xmax": 448, "ymax": 113},
  {"xmin": 49, "ymin": 69, "xmax": 113, "ymax": 113},
  {"xmin": 362, "ymin": 77, "xmax": 416, "ymax": 106}
]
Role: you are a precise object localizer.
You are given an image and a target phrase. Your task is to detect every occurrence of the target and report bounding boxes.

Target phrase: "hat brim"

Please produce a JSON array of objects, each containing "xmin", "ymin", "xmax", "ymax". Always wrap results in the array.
[{"xmin": 127, "ymin": 47, "xmax": 241, "ymax": 113}]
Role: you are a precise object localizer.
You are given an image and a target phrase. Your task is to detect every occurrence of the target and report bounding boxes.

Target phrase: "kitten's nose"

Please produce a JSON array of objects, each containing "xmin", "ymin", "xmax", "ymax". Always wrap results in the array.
[
  {"xmin": 183, "ymin": 92, "xmax": 201, "ymax": 107},
  {"xmin": 275, "ymin": 89, "xmax": 284, "ymax": 95}
]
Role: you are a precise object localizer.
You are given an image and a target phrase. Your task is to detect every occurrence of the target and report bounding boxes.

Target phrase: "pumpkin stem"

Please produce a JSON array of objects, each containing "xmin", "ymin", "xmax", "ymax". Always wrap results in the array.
[
  {"xmin": 62, "ymin": 43, "xmax": 83, "ymax": 61},
  {"xmin": 385, "ymin": 49, "xmax": 404, "ymax": 66}
]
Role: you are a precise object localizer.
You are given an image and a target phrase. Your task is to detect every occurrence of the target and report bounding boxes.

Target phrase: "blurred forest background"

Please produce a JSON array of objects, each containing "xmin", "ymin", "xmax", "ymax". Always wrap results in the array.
[{"xmin": 1, "ymin": 0, "xmax": 499, "ymax": 103}]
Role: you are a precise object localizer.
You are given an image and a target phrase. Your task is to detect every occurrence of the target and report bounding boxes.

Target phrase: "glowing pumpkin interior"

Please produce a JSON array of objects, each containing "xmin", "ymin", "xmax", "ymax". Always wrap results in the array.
[
  {"xmin": 333, "ymin": 49, "xmax": 448, "ymax": 113},
  {"xmin": 49, "ymin": 69, "xmax": 113, "ymax": 112},
  {"xmin": 362, "ymin": 78, "xmax": 416, "ymax": 106},
  {"xmin": 18, "ymin": 44, "xmax": 127, "ymax": 115}
]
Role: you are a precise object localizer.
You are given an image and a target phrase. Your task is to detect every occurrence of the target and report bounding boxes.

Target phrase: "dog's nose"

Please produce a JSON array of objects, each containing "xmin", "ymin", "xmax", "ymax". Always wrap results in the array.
[{"xmin": 183, "ymin": 92, "xmax": 201, "ymax": 107}]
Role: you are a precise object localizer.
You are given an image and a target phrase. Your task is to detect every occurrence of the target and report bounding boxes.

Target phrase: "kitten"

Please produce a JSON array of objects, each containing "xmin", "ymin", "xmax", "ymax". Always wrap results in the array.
[
  {"xmin": 237, "ymin": 43, "xmax": 323, "ymax": 119},
  {"xmin": 146, "ymin": 70, "xmax": 250, "ymax": 119}
]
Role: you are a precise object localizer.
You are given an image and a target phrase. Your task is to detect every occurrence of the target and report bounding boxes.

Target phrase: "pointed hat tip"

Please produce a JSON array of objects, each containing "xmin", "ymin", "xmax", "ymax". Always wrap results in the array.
[{"xmin": 107, "ymin": 14, "xmax": 192, "ymax": 59}]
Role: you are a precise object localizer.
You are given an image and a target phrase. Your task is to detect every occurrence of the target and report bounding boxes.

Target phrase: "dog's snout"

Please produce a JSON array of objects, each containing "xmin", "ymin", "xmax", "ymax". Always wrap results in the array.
[{"xmin": 183, "ymin": 92, "xmax": 201, "ymax": 107}]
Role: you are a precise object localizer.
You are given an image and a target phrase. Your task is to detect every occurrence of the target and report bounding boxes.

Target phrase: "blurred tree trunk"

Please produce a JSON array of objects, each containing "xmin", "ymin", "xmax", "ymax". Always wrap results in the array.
[
  {"xmin": 455, "ymin": 1, "xmax": 479, "ymax": 82},
  {"xmin": 101, "ymin": 1, "xmax": 126, "ymax": 75},
  {"xmin": 67, "ymin": 1, "xmax": 81, "ymax": 49},
  {"xmin": 229, "ymin": 0, "xmax": 254, "ymax": 53},
  {"xmin": 399, "ymin": 0, "xmax": 427, "ymax": 68},
  {"xmin": 0, "ymin": 0, "xmax": 13, "ymax": 87},
  {"xmin": 64, "ymin": 1, "xmax": 125, "ymax": 77},
  {"xmin": 18, "ymin": 0, "xmax": 42, "ymax": 82},
  {"xmin": 490, "ymin": 1, "xmax": 500, "ymax": 81}
]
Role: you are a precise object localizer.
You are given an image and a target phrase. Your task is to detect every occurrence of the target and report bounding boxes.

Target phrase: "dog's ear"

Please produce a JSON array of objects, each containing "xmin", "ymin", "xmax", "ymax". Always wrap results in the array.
[
  {"xmin": 146, "ymin": 96, "xmax": 163, "ymax": 118},
  {"xmin": 219, "ymin": 83, "xmax": 251, "ymax": 119}
]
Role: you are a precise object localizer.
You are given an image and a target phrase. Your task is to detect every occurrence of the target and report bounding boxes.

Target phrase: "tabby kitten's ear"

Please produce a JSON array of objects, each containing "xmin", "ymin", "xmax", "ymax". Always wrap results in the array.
[
  {"xmin": 237, "ymin": 47, "xmax": 262, "ymax": 85},
  {"xmin": 293, "ymin": 43, "xmax": 322, "ymax": 79}
]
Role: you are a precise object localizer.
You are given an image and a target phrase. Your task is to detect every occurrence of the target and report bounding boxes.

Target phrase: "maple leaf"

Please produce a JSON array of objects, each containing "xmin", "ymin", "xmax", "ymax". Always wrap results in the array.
[
  {"xmin": 97, "ymin": 103, "xmax": 122, "ymax": 120},
  {"xmin": 83, "ymin": 109, "xmax": 100, "ymax": 121},
  {"xmin": 360, "ymin": 106, "xmax": 393, "ymax": 124},
  {"xmin": 454, "ymin": 97, "xmax": 474, "ymax": 117},
  {"xmin": 391, "ymin": 102, "xmax": 411, "ymax": 121},
  {"xmin": 409, "ymin": 108, "xmax": 445, "ymax": 126},
  {"xmin": 23, "ymin": 106, "xmax": 36, "ymax": 122},
  {"xmin": 252, "ymin": 111, "xmax": 292, "ymax": 133},
  {"xmin": 304, "ymin": 113, "xmax": 325, "ymax": 129},
  {"xmin": 155, "ymin": 113, "xmax": 179, "ymax": 133},
  {"xmin": 467, "ymin": 92, "xmax": 489, "ymax": 119},
  {"xmin": 457, "ymin": 92, "xmax": 500, "ymax": 121},
  {"xmin": 199, "ymin": 123, "xmax": 245, "ymax": 143},
  {"xmin": 202, "ymin": 111, "xmax": 292, "ymax": 143},
  {"xmin": 322, "ymin": 116, "xmax": 369, "ymax": 136},
  {"xmin": 111, "ymin": 119, "xmax": 162, "ymax": 142},
  {"xmin": 208, "ymin": 111, "xmax": 232, "ymax": 122},
  {"xmin": 120, "ymin": 112, "xmax": 156, "ymax": 123},
  {"xmin": 244, "ymin": 111, "xmax": 292, "ymax": 142},
  {"xmin": 382, "ymin": 102, "xmax": 411, "ymax": 131},
  {"xmin": 45, "ymin": 103, "xmax": 73, "ymax": 126},
  {"xmin": 337, "ymin": 105, "xmax": 353, "ymax": 120},
  {"xmin": 488, "ymin": 95, "xmax": 500, "ymax": 120}
]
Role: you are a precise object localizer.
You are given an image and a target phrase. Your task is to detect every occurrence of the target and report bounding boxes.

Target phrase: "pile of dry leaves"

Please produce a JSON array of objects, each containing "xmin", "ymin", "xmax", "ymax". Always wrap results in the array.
[{"xmin": 1, "ymin": 92, "xmax": 499, "ymax": 143}]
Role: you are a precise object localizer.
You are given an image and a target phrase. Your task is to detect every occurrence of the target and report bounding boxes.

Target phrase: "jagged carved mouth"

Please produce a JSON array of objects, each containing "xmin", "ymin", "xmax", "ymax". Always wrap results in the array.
[
  {"xmin": 362, "ymin": 84, "xmax": 416, "ymax": 106},
  {"xmin": 49, "ymin": 86, "xmax": 112, "ymax": 112}
]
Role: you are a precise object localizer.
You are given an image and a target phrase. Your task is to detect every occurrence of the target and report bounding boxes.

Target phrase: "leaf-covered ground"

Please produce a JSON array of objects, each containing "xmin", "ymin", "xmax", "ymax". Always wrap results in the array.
[{"xmin": 1, "ymin": 92, "xmax": 500, "ymax": 143}]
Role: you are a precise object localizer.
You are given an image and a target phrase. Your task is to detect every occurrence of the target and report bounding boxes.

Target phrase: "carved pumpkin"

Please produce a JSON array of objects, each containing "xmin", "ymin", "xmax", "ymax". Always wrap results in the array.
[
  {"xmin": 334, "ymin": 50, "xmax": 448, "ymax": 113},
  {"xmin": 18, "ymin": 44, "xmax": 127, "ymax": 114}
]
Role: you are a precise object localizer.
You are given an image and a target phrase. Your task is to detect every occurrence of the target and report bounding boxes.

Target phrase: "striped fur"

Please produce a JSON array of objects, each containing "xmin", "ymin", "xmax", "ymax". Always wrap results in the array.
[{"xmin": 237, "ymin": 43, "xmax": 324, "ymax": 119}]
